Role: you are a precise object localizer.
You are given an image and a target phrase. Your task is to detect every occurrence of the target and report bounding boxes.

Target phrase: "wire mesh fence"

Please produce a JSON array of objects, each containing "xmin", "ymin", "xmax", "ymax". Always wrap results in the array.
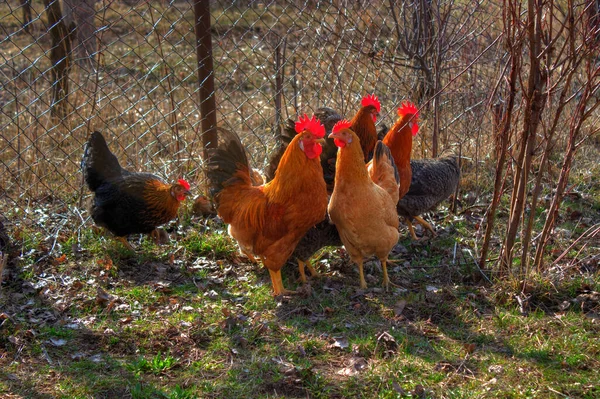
[{"xmin": 1, "ymin": 0, "xmax": 505, "ymax": 258}]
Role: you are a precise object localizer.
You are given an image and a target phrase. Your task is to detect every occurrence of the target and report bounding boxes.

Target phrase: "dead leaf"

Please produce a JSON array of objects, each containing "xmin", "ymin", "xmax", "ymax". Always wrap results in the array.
[
  {"xmin": 48, "ymin": 338, "xmax": 67, "ymax": 347},
  {"xmin": 53, "ymin": 254, "xmax": 67, "ymax": 265},
  {"xmin": 332, "ymin": 336, "xmax": 349, "ymax": 350},
  {"xmin": 412, "ymin": 384, "xmax": 426, "ymax": 398},
  {"xmin": 394, "ymin": 300, "xmax": 407, "ymax": 316},
  {"xmin": 96, "ymin": 287, "xmax": 113, "ymax": 307},
  {"xmin": 463, "ymin": 343, "xmax": 476, "ymax": 354},
  {"xmin": 392, "ymin": 381, "xmax": 406, "ymax": 395}
]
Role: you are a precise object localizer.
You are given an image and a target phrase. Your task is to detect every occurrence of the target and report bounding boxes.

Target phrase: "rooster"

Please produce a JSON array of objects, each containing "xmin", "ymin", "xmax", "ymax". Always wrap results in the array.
[
  {"xmin": 328, "ymin": 120, "xmax": 400, "ymax": 290},
  {"xmin": 82, "ymin": 131, "xmax": 191, "ymax": 249},
  {"xmin": 206, "ymin": 116, "xmax": 328, "ymax": 296},
  {"xmin": 316, "ymin": 94, "xmax": 381, "ymax": 192},
  {"xmin": 264, "ymin": 96, "xmax": 382, "ymax": 282},
  {"xmin": 381, "ymin": 101, "xmax": 460, "ymax": 239}
]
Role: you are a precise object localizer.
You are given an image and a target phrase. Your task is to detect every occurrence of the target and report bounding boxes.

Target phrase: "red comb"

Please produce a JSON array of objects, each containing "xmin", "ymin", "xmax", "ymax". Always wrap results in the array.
[
  {"xmin": 178, "ymin": 179, "xmax": 190, "ymax": 190},
  {"xmin": 332, "ymin": 119, "xmax": 352, "ymax": 134},
  {"xmin": 397, "ymin": 101, "xmax": 419, "ymax": 118},
  {"xmin": 295, "ymin": 114, "xmax": 325, "ymax": 138},
  {"xmin": 361, "ymin": 94, "xmax": 381, "ymax": 113}
]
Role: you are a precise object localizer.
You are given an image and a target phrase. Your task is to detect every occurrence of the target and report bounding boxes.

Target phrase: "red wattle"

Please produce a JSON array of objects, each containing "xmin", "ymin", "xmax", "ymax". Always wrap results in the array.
[{"xmin": 334, "ymin": 138, "xmax": 346, "ymax": 148}]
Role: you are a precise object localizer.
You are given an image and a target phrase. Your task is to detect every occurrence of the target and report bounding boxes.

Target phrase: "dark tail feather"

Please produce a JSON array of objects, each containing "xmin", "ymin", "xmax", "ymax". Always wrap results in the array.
[
  {"xmin": 206, "ymin": 128, "xmax": 251, "ymax": 202},
  {"xmin": 315, "ymin": 107, "xmax": 342, "ymax": 134},
  {"xmin": 264, "ymin": 119, "xmax": 296, "ymax": 182},
  {"xmin": 374, "ymin": 141, "xmax": 400, "ymax": 185},
  {"xmin": 82, "ymin": 131, "xmax": 125, "ymax": 192}
]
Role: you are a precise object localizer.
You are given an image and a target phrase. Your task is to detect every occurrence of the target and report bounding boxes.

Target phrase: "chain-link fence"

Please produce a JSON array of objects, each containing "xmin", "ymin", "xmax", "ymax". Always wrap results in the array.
[{"xmin": 1, "ymin": 0, "xmax": 502, "ymax": 257}]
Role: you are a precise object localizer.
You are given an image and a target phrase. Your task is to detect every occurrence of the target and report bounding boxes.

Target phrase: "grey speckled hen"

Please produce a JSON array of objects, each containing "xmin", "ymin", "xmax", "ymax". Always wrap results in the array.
[{"xmin": 398, "ymin": 155, "xmax": 460, "ymax": 239}]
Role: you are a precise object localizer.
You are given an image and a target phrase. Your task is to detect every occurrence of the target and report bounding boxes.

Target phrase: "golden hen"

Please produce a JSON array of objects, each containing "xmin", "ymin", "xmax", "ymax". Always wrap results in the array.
[{"xmin": 328, "ymin": 120, "xmax": 400, "ymax": 290}]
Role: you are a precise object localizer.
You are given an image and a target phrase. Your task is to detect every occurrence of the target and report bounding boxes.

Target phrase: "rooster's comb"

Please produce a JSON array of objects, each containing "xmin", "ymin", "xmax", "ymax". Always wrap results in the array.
[
  {"xmin": 398, "ymin": 101, "xmax": 420, "ymax": 136},
  {"xmin": 332, "ymin": 120, "xmax": 352, "ymax": 134},
  {"xmin": 295, "ymin": 114, "xmax": 325, "ymax": 138},
  {"xmin": 397, "ymin": 101, "xmax": 419, "ymax": 118},
  {"xmin": 178, "ymin": 179, "xmax": 191, "ymax": 190},
  {"xmin": 361, "ymin": 94, "xmax": 381, "ymax": 113}
]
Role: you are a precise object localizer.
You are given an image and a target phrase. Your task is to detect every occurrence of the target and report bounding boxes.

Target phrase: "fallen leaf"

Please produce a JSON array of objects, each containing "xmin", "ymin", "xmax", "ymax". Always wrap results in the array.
[
  {"xmin": 392, "ymin": 381, "xmax": 406, "ymax": 395},
  {"xmin": 48, "ymin": 338, "xmax": 67, "ymax": 347},
  {"xmin": 54, "ymin": 254, "xmax": 67, "ymax": 264},
  {"xmin": 394, "ymin": 300, "xmax": 407, "ymax": 316},
  {"xmin": 412, "ymin": 384, "xmax": 426, "ymax": 398},
  {"xmin": 96, "ymin": 287, "xmax": 113, "ymax": 307},
  {"xmin": 332, "ymin": 336, "xmax": 349, "ymax": 350},
  {"xmin": 464, "ymin": 343, "xmax": 476, "ymax": 354}
]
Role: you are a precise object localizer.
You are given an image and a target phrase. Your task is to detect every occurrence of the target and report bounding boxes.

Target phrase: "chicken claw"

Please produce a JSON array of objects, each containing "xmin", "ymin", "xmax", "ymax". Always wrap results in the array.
[
  {"xmin": 406, "ymin": 216, "xmax": 436, "ymax": 240},
  {"xmin": 298, "ymin": 259, "xmax": 321, "ymax": 283},
  {"xmin": 268, "ymin": 269, "xmax": 296, "ymax": 296},
  {"xmin": 381, "ymin": 259, "xmax": 400, "ymax": 291},
  {"xmin": 150, "ymin": 228, "xmax": 170, "ymax": 245},
  {"xmin": 116, "ymin": 236, "xmax": 134, "ymax": 251}
]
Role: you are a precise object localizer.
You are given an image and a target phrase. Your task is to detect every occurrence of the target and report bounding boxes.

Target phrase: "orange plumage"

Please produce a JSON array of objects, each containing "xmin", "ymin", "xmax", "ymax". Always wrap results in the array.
[
  {"xmin": 328, "ymin": 124, "xmax": 400, "ymax": 291},
  {"xmin": 382, "ymin": 101, "xmax": 420, "ymax": 200},
  {"xmin": 206, "ymin": 119, "xmax": 328, "ymax": 296}
]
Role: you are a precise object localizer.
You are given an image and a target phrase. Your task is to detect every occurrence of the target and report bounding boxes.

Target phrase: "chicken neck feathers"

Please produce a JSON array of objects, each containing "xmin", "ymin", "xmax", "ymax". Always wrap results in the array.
[{"xmin": 382, "ymin": 113, "xmax": 416, "ymax": 200}]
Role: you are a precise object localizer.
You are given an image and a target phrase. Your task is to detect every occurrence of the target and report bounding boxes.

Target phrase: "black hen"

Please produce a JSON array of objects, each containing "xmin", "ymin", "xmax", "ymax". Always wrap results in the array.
[{"xmin": 82, "ymin": 131, "xmax": 190, "ymax": 248}]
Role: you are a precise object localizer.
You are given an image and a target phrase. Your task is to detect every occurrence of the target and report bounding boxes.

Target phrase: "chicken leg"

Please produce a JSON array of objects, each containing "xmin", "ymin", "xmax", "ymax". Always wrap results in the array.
[
  {"xmin": 116, "ymin": 236, "xmax": 134, "ymax": 251},
  {"xmin": 268, "ymin": 268, "xmax": 296, "ymax": 296},
  {"xmin": 356, "ymin": 259, "xmax": 367, "ymax": 290},
  {"xmin": 298, "ymin": 259, "xmax": 321, "ymax": 283},
  {"xmin": 150, "ymin": 228, "xmax": 169, "ymax": 245},
  {"xmin": 406, "ymin": 216, "xmax": 436, "ymax": 240}
]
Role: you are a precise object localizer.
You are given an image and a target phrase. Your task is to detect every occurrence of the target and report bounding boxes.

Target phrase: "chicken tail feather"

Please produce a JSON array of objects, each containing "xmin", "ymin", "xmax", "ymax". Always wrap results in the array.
[
  {"xmin": 370, "ymin": 141, "xmax": 400, "ymax": 204},
  {"xmin": 206, "ymin": 128, "xmax": 252, "ymax": 204},
  {"xmin": 82, "ymin": 131, "xmax": 126, "ymax": 192}
]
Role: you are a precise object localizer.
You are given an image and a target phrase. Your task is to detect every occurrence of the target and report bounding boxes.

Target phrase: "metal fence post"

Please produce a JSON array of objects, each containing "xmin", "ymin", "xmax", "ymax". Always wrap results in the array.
[{"xmin": 194, "ymin": 0, "xmax": 218, "ymax": 158}]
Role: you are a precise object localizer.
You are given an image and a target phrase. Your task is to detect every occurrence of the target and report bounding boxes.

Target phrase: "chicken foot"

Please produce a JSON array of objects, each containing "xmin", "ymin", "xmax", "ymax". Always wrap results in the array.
[
  {"xmin": 406, "ymin": 216, "xmax": 436, "ymax": 240},
  {"xmin": 380, "ymin": 258, "xmax": 400, "ymax": 291},
  {"xmin": 298, "ymin": 259, "xmax": 321, "ymax": 283},
  {"xmin": 116, "ymin": 236, "xmax": 134, "ymax": 251},
  {"xmin": 150, "ymin": 228, "xmax": 170, "ymax": 245},
  {"xmin": 268, "ymin": 268, "xmax": 296, "ymax": 296}
]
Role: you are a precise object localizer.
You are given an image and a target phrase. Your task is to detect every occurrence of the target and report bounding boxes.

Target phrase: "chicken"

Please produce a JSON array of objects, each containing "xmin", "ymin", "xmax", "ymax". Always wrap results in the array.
[
  {"xmin": 192, "ymin": 194, "xmax": 216, "ymax": 218},
  {"xmin": 263, "ymin": 96, "xmax": 381, "ymax": 282},
  {"xmin": 380, "ymin": 101, "xmax": 460, "ymax": 239},
  {"xmin": 316, "ymin": 95, "xmax": 381, "ymax": 192},
  {"xmin": 82, "ymin": 131, "xmax": 191, "ymax": 248},
  {"xmin": 328, "ymin": 120, "xmax": 400, "ymax": 290},
  {"xmin": 399, "ymin": 155, "xmax": 460, "ymax": 239},
  {"xmin": 380, "ymin": 101, "xmax": 420, "ymax": 200},
  {"xmin": 206, "ymin": 116, "xmax": 328, "ymax": 296}
]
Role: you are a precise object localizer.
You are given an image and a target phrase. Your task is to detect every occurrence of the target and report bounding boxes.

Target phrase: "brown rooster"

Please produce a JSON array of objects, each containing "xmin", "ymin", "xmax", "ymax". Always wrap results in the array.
[
  {"xmin": 82, "ymin": 131, "xmax": 191, "ymax": 249},
  {"xmin": 206, "ymin": 116, "xmax": 328, "ymax": 296},
  {"xmin": 381, "ymin": 101, "xmax": 460, "ymax": 239},
  {"xmin": 328, "ymin": 120, "xmax": 400, "ymax": 290},
  {"xmin": 263, "ymin": 96, "xmax": 382, "ymax": 282}
]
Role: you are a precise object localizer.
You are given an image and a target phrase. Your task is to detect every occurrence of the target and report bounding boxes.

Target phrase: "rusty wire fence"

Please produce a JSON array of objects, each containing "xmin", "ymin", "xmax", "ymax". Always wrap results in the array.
[{"xmin": 0, "ymin": 0, "xmax": 502, "ymax": 258}]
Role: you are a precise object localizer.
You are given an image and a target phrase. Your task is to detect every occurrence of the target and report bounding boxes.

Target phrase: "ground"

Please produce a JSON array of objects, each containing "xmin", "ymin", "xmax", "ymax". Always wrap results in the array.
[{"xmin": 1, "ymin": 197, "xmax": 598, "ymax": 399}]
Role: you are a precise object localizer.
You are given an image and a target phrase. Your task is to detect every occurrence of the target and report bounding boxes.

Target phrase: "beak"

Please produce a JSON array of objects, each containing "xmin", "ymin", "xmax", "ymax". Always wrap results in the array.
[
  {"xmin": 315, "ymin": 138, "xmax": 326, "ymax": 144},
  {"xmin": 328, "ymin": 132, "xmax": 341, "ymax": 140},
  {"xmin": 184, "ymin": 189, "xmax": 191, "ymax": 196}
]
